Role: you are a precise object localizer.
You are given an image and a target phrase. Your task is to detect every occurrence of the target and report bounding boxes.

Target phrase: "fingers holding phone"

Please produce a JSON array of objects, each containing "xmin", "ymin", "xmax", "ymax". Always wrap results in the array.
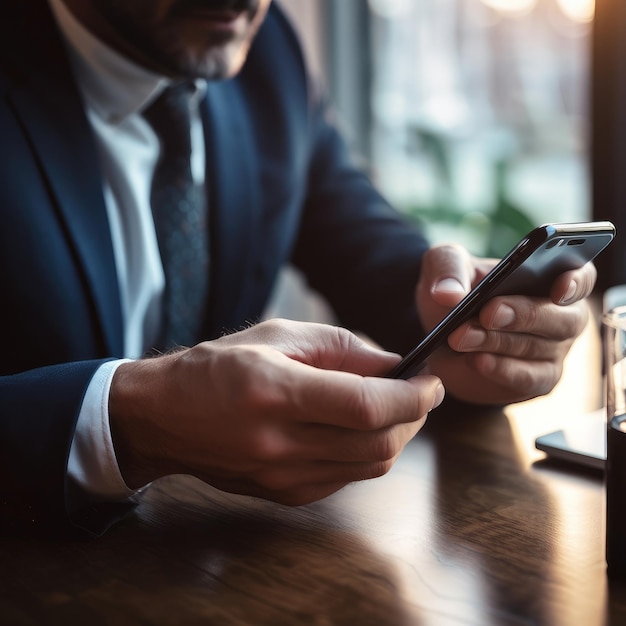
[
  {"xmin": 109, "ymin": 319, "xmax": 445, "ymax": 505},
  {"xmin": 551, "ymin": 261, "xmax": 597, "ymax": 305},
  {"xmin": 416, "ymin": 244, "xmax": 491, "ymax": 330},
  {"xmin": 403, "ymin": 222, "xmax": 614, "ymax": 403},
  {"xmin": 424, "ymin": 287, "xmax": 590, "ymax": 404}
]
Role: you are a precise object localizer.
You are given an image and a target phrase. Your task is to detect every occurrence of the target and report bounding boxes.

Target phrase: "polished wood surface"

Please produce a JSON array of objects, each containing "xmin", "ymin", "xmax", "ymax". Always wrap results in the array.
[{"xmin": 2, "ymin": 320, "xmax": 626, "ymax": 625}]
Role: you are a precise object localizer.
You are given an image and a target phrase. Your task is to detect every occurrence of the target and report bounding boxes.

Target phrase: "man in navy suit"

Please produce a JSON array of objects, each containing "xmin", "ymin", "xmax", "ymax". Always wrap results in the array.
[{"xmin": 0, "ymin": 0, "xmax": 596, "ymax": 535}]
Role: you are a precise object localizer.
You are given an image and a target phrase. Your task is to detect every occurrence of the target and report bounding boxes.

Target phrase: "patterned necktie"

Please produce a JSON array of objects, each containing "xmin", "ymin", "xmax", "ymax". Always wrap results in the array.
[{"xmin": 143, "ymin": 83, "xmax": 209, "ymax": 349}]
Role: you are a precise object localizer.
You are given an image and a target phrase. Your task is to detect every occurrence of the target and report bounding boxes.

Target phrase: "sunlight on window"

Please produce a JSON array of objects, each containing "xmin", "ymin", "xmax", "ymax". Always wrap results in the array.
[
  {"xmin": 477, "ymin": 0, "xmax": 593, "ymax": 22},
  {"xmin": 368, "ymin": 0, "xmax": 592, "ymax": 257},
  {"xmin": 556, "ymin": 0, "xmax": 594, "ymax": 23},
  {"xmin": 480, "ymin": 0, "xmax": 537, "ymax": 16}
]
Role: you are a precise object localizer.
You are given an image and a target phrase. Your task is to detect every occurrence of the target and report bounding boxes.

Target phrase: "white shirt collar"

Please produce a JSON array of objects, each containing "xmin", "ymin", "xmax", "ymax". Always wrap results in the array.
[{"xmin": 48, "ymin": 0, "xmax": 206, "ymax": 124}]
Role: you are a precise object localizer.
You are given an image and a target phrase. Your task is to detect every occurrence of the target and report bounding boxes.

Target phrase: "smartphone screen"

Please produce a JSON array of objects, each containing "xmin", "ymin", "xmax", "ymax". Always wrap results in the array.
[{"xmin": 389, "ymin": 221, "xmax": 615, "ymax": 380}]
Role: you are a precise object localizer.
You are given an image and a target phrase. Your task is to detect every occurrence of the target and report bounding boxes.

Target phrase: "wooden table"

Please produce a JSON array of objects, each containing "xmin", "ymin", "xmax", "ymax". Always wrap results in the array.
[{"xmin": 2, "ymin": 319, "xmax": 626, "ymax": 625}]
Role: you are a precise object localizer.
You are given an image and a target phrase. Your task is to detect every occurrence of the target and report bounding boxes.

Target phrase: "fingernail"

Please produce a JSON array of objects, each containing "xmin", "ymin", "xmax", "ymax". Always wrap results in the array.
[
  {"xmin": 490, "ymin": 304, "xmax": 516, "ymax": 329},
  {"xmin": 458, "ymin": 326, "xmax": 487, "ymax": 350},
  {"xmin": 559, "ymin": 280, "xmax": 577, "ymax": 305},
  {"xmin": 432, "ymin": 383, "xmax": 445, "ymax": 409},
  {"xmin": 433, "ymin": 278, "xmax": 466, "ymax": 295}
]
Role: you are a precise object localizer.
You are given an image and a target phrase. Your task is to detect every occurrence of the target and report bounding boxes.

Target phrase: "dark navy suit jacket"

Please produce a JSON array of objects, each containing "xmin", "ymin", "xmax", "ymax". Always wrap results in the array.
[{"xmin": 0, "ymin": 0, "xmax": 429, "ymax": 534}]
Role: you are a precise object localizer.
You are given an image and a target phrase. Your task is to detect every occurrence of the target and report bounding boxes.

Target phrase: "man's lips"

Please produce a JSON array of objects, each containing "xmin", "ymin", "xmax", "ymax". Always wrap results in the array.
[
  {"xmin": 173, "ymin": 5, "xmax": 251, "ymax": 31},
  {"xmin": 173, "ymin": 7, "xmax": 248, "ymax": 36},
  {"xmin": 186, "ymin": 9, "xmax": 241, "ymax": 21},
  {"xmin": 169, "ymin": 0, "xmax": 259, "ymax": 40}
]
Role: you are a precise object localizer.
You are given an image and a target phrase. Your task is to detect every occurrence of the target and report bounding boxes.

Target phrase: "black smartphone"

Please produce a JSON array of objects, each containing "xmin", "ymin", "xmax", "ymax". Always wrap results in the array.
[{"xmin": 389, "ymin": 221, "xmax": 616, "ymax": 380}]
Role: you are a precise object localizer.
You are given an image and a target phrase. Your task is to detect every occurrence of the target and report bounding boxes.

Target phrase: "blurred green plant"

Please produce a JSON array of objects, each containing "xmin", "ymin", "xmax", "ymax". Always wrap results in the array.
[{"xmin": 402, "ymin": 127, "xmax": 536, "ymax": 259}]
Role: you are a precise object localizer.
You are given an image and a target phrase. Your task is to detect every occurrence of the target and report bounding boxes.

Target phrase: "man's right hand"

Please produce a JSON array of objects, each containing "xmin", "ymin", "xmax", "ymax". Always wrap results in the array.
[{"xmin": 109, "ymin": 319, "xmax": 444, "ymax": 506}]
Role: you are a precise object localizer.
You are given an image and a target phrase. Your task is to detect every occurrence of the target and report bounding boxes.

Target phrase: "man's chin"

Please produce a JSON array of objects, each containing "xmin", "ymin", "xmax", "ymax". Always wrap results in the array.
[
  {"xmin": 191, "ymin": 43, "xmax": 250, "ymax": 79},
  {"xmin": 170, "ymin": 47, "xmax": 249, "ymax": 80},
  {"xmin": 146, "ymin": 34, "xmax": 246, "ymax": 79}
]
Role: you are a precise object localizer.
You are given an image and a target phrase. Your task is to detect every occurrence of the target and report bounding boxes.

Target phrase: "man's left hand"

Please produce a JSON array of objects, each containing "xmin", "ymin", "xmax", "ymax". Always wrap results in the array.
[{"xmin": 415, "ymin": 243, "xmax": 596, "ymax": 404}]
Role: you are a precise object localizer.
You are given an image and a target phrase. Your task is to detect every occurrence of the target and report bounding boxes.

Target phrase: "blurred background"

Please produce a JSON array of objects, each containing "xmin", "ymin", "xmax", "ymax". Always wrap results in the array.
[{"xmin": 267, "ymin": 0, "xmax": 626, "ymax": 319}]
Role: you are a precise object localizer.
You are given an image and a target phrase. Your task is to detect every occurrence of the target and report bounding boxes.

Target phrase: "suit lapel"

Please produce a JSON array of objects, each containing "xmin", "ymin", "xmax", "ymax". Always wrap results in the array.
[
  {"xmin": 5, "ymin": 0, "xmax": 262, "ymax": 348},
  {"xmin": 8, "ymin": 67, "xmax": 124, "ymax": 356},
  {"xmin": 202, "ymin": 81, "xmax": 260, "ymax": 335}
]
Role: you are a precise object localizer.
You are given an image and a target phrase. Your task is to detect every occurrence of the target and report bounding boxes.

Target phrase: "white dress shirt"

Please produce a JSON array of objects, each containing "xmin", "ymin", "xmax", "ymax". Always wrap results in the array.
[{"xmin": 49, "ymin": 0, "xmax": 207, "ymax": 500}]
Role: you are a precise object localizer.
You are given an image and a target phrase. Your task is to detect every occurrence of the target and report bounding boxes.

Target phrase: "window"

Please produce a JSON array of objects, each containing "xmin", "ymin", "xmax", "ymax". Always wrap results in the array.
[{"xmin": 326, "ymin": 0, "xmax": 594, "ymax": 258}]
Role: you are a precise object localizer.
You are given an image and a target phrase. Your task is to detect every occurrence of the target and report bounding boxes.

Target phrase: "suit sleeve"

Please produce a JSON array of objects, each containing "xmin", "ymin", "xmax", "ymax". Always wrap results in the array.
[
  {"xmin": 0, "ymin": 360, "xmax": 136, "ymax": 536},
  {"xmin": 291, "ymin": 87, "xmax": 431, "ymax": 355}
]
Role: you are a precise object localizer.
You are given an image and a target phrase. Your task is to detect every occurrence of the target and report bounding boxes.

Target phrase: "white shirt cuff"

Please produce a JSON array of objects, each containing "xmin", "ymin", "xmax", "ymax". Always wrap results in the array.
[{"xmin": 68, "ymin": 359, "xmax": 139, "ymax": 499}]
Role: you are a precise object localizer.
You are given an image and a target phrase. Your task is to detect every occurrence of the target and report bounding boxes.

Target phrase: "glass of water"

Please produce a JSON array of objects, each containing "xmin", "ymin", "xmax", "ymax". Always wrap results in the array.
[{"xmin": 604, "ymin": 305, "xmax": 626, "ymax": 578}]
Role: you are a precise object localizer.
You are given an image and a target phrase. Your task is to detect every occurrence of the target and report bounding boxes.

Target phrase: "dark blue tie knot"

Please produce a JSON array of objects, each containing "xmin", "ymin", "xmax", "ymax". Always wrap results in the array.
[{"xmin": 144, "ymin": 83, "xmax": 196, "ymax": 155}]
